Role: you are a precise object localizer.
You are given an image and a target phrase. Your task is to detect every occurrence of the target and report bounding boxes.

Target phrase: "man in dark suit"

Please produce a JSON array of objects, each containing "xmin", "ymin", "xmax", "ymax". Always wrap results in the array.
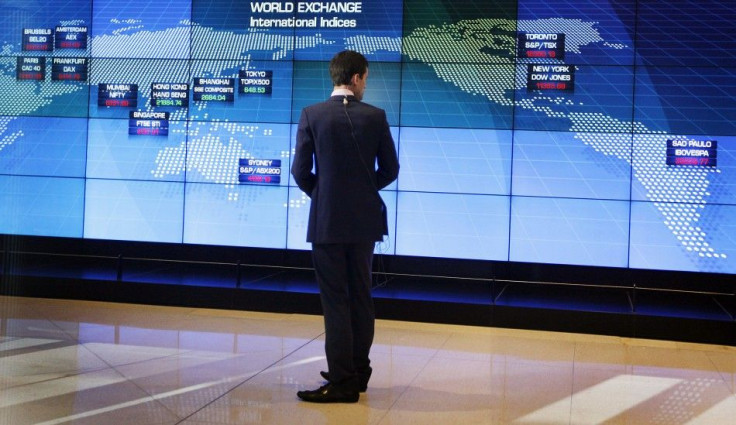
[{"xmin": 291, "ymin": 50, "xmax": 399, "ymax": 403}]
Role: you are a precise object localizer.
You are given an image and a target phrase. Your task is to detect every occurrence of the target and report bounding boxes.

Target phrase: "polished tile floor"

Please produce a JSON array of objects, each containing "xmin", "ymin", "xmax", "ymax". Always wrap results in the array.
[{"xmin": 1, "ymin": 295, "xmax": 736, "ymax": 425}]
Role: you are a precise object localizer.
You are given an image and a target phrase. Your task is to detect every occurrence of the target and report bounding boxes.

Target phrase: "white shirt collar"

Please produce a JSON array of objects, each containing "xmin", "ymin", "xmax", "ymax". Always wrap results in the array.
[{"xmin": 331, "ymin": 88, "xmax": 354, "ymax": 97}]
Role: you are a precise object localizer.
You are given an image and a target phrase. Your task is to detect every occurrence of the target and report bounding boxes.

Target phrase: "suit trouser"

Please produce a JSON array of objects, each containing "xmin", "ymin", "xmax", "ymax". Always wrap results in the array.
[{"xmin": 312, "ymin": 242, "xmax": 375, "ymax": 385}]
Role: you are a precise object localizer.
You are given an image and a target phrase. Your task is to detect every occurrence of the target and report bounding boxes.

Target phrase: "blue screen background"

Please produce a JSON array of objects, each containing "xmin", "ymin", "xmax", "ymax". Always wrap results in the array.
[{"xmin": 0, "ymin": 0, "xmax": 735, "ymax": 275}]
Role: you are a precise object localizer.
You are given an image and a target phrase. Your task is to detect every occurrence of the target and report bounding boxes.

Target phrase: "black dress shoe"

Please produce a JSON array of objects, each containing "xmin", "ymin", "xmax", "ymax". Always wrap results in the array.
[
  {"xmin": 320, "ymin": 371, "xmax": 369, "ymax": 392},
  {"xmin": 297, "ymin": 382, "xmax": 359, "ymax": 403}
]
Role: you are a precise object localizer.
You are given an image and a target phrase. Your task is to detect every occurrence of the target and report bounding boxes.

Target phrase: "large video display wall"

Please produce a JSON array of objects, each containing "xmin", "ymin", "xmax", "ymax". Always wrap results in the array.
[{"xmin": 1, "ymin": 0, "xmax": 734, "ymax": 274}]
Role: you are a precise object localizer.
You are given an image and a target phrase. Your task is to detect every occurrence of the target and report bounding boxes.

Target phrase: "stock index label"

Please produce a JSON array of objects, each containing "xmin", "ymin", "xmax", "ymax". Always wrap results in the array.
[
  {"xmin": 16, "ymin": 57, "xmax": 45, "ymax": 81},
  {"xmin": 239, "ymin": 159, "xmax": 282, "ymax": 184},
  {"xmin": 52, "ymin": 58, "xmax": 88, "ymax": 81},
  {"xmin": 526, "ymin": 64, "xmax": 575, "ymax": 93},
  {"xmin": 518, "ymin": 33, "xmax": 565, "ymax": 59},
  {"xmin": 129, "ymin": 111, "xmax": 169, "ymax": 136},
  {"xmin": 22, "ymin": 28, "xmax": 53, "ymax": 51},
  {"xmin": 98, "ymin": 83, "xmax": 138, "ymax": 107},
  {"xmin": 55, "ymin": 26, "xmax": 88, "ymax": 49},
  {"xmin": 193, "ymin": 78, "xmax": 235, "ymax": 102},
  {"xmin": 151, "ymin": 82, "xmax": 189, "ymax": 107},
  {"xmin": 666, "ymin": 139, "xmax": 717, "ymax": 167},
  {"xmin": 239, "ymin": 70, "xmax": 272, "ymax": 95}
]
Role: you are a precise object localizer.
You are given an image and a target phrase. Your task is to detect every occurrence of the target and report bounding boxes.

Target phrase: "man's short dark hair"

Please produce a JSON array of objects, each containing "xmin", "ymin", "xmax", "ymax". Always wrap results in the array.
[{"xmin": 329, "ymin": 50, "xmax": 368, "ymax": 86}]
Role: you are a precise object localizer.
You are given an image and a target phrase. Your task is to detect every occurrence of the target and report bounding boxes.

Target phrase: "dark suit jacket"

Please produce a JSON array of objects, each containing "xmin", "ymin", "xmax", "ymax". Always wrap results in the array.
[{"xmin": 291, "ymin": 95, "xmax": 399, "ymax": 244}]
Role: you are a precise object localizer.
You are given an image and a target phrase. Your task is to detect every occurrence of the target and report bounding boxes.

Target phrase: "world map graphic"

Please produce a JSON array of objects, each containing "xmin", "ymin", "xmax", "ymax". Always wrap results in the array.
[{"xmin": 0, "ymin": 13, "xmax": 732, "ymax": 272}]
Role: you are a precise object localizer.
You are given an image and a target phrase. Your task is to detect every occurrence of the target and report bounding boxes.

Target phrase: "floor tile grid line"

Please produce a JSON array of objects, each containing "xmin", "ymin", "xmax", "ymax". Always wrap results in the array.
[
  {"xmin": 567, "ymin": 341, "xmax": 584, "ymax": 423},
  {"xmin": 373, "ymin": 330, "xmax": 455, "ymax": 425},
  {"xmin": 0, "ymin": 342, "xmax": 118, "ymax": 396},
  {"xmin": 3, "ymin": 307, "xmax": 197, "ymax": 415},
  {"xmin": 11, "ymin": 301, "xmax": 324, "ymax": 424},
  {"xmin": 44, "ymin": 305, "xmax": 207, "ymax": 373},
  {"xmin": 6, "ymin": 312, "xmax": 150, "ymax": 393},
  {"xmin": 84, "ymin": 344, "xmax": 202, "ymax": 422},
  {"xmin": 173, "ymin": 330, "xmax": 326, "ymax": 424},
  {"xmin": 703, "ymin": 351, "xmax": 736, "ymax": 398}
]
